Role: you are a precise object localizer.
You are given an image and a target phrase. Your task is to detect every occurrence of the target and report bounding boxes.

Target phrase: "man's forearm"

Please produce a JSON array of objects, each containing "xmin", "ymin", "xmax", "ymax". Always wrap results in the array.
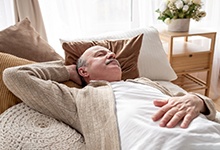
[{"xmin": 3, "ymin": 60, "xmax": 69, "ymax": 84}]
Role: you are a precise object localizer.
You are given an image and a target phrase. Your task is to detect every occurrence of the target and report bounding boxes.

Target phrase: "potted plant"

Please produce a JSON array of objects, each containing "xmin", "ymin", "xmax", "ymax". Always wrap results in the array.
[{"xmin": 156, "ymin": 0, "xmax": 206, "ymax": 32}]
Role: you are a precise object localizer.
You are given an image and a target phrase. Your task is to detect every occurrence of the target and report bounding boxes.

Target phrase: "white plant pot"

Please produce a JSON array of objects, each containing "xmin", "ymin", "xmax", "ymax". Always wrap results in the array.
[{"xmin": 168, "ymin": 19, "xmax": 190, "ymax": 32}]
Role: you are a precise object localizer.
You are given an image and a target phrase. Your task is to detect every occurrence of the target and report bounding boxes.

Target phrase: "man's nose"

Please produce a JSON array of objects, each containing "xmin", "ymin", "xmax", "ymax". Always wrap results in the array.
[{"xmin": 107, "ymin": 52, "xmax": 116, "ymax": 59}]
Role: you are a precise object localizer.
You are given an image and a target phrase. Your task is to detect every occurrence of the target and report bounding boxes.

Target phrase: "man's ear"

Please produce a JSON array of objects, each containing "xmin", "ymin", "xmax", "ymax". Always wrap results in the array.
[{"xmin": 78, "ymin": 67, "xmax": 89, "ymax": 77}]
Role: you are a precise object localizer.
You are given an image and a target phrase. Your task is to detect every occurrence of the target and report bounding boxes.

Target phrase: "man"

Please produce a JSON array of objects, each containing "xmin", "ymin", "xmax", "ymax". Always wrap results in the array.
[
  {"xmin": 75, "ymin": 45, "xmax": 212, "ymax": 126},
  {"xmin": 3, "ymin": 46, "xmax": 219, "ymax": 149}
]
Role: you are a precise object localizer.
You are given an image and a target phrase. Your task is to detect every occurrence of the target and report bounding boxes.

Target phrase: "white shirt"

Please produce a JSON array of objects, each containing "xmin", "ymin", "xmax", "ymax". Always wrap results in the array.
[{"xmin": 111, "ymin": 81, "xmax": 220, "ymax": 150}]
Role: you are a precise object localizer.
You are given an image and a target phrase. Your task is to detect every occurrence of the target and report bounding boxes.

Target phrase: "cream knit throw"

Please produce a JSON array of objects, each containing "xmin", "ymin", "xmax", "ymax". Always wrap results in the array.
[{"xmin": 0, "ymin": 103, "xmax": 85, "ymax": 149}]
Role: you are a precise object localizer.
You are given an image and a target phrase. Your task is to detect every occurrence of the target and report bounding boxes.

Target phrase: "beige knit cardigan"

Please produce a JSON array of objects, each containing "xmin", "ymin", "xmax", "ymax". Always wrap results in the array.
[{"xmin": 3, "ymin": 60, "xmax": 216, "ymax": 150}]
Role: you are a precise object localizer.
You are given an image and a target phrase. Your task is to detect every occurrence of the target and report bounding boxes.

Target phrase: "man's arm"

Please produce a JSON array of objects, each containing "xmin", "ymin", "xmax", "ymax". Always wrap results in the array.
[
  {"xmin": 152, "ymin": 93, "xmax": 216, "ymax": 128},
  {"xmin": 3, "ymin": 60, "xmax": 82, "ymax": 133}
]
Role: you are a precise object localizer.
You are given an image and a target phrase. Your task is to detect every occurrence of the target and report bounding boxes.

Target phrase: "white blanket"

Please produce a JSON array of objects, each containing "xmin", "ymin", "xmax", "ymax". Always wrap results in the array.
[{"xmin": 112, "ymin": 81, "xmax": 220, "ymax": 150}]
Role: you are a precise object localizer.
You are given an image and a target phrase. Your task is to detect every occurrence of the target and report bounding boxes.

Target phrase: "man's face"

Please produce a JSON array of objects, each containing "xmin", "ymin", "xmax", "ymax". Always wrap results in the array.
[{"xmin": 79, "ymin": 46, "xmax": 122, "ymax": 83}]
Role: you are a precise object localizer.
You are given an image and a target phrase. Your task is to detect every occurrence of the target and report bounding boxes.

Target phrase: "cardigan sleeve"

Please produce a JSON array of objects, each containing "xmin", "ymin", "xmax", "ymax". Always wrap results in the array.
[
  {"xmin": 3, "ymin": 60, "xmax": 82, "ymax": 133},
  {"xmin": 192, "ymin": 93, "xmax": 217, "ymax": 121}
]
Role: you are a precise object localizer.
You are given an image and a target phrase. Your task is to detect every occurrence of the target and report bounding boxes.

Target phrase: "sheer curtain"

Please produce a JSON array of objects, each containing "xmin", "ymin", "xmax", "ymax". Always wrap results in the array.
[
  {"xmin": 0, "ymin": 0, "xmax": 14, "ymax": 30},
  {"xmin": 14, "ymin": 0, "xmax": 47, "ymax": 40},
  {"xmin": 38, "ymin": 0, "xmax": 132, "ymax": 57},
  {"xmin": 202, "ymin": 0, "xmax": 220, "ymax": 99}
]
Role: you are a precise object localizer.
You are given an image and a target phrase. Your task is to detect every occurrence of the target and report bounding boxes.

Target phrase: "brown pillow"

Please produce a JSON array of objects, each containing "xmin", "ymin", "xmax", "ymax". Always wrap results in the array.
[
  {"xmin": 62, "ymin": 34, "xmax": 143, "ymax": 80},
  {"xmin": 0, "ymin": 18, "xmax": 63, "ymax": 62},
  {"xmin": 0, "ymin": 52, "xmax": 80, "ymax": 114}
]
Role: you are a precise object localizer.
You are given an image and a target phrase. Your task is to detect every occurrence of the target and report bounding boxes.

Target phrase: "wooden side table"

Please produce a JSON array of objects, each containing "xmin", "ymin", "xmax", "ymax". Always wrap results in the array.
[{"xmin": 159, "ymin": 28, "xmax": 216, "ymax": 96}]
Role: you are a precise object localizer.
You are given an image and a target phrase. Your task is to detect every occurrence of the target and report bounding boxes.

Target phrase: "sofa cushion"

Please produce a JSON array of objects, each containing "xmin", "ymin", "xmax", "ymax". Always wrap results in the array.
[
  {"xmin": 0, "ymin": 18, "xmax": 63, "ymax": 62},
  {"xmin": 0, "ymin": 52, "xmax": 34, "ymax": 114}
]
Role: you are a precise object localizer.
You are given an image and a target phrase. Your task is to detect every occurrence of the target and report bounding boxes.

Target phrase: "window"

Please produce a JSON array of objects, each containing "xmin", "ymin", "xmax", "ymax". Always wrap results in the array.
[{"xmin": 38, "ymin": 0, "xmax": 132, "ymax": 56}]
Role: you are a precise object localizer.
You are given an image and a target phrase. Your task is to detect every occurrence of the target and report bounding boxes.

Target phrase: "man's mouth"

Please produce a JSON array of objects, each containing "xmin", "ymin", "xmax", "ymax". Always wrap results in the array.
[{"xmin": 106, "ymin": 59, "xmax": 120, "ymax": 66}]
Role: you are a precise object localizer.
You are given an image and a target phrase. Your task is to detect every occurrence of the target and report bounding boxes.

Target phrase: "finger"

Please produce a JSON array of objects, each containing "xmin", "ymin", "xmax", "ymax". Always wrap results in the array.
[
  {"xmin": 153, "ymin": 99, "xmax": 168, "ymax": 107},
  {"xmin": 152, "ymin": 104, "xmax": 171, "ymax": 121},
  {"xmin": 180, "ymin": 113, "xmax": 195, "ymax": 128},
  {"xmin": 166, "ymin": 111, "xmax": 185, "ymax": 128},
  {"xmin": 159, "ymin": 107, "xmax": 179, "ymax": 127}
]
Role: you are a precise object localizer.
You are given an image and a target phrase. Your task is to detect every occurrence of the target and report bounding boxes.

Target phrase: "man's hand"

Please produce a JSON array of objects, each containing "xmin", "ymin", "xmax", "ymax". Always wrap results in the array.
[
  {"xmin": 152, "ymin": 93, "xmax": 205, "ymax": 128},
  {"xmin": 65, "ymin": 65, "xmax": 82, "ymax": 85}
]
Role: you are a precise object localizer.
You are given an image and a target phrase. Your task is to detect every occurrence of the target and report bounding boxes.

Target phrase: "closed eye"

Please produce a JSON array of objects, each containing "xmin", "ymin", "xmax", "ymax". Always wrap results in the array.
[
  {"xmin": 97, "ymin": 53, "xmax": 105, "ymax": 57},
  {"xmin": 94, "ymin": 50, "xmax": 108, "ymax": 57}
]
